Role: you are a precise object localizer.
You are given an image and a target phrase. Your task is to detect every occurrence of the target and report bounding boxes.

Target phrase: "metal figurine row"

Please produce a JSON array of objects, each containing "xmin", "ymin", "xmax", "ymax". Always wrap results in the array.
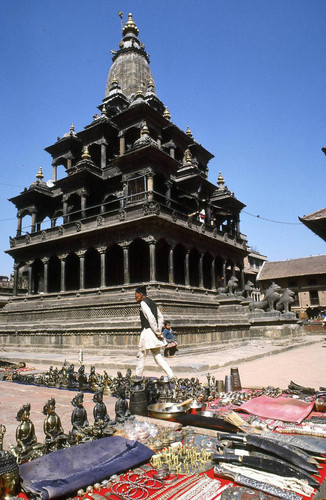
[
  {"xmin": 7, "ymin": 389, "xmax": 132, "ymax": 464},
  {"xmin": 6, "ymin": 362, "xmax": 304, "ymax": 408}
]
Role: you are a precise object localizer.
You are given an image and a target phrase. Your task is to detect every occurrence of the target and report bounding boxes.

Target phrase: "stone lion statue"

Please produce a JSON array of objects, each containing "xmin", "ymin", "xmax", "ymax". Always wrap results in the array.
[
  {"xmin": 249, "ymin": 282, "xmax": 281, "ymax": 312},
  {"xmin": 276, "ymin": 288, "xmax": 295, "ymax": 312},
  {"xmin": 217, "ymin": 276, "xmax": 238, "ymax": 296}
]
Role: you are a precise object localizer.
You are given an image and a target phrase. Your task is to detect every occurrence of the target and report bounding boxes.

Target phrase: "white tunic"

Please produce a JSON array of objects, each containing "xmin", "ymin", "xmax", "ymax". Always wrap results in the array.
[{"xmin": 138, "ymin": 300, "xmax": 166, "ymax": 351}]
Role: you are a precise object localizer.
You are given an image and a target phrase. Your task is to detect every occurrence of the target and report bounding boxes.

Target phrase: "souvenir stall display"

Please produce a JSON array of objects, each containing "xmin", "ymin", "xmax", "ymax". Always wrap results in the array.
[{"xmin": 1, "ymin": 363, "xmax": 326, "ymax": 500}]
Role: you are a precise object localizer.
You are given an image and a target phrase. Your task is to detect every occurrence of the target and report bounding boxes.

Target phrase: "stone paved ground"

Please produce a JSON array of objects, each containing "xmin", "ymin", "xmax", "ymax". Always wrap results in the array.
[{"xmin": 0, "ymin": 333, "xmax": 325, "ymax": 450}]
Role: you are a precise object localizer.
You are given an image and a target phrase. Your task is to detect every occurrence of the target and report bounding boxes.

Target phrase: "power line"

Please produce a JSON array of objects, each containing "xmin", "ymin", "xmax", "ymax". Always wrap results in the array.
[{"xmin": 243, "ymin": 210, "xmax": 302, "ymax": 225}]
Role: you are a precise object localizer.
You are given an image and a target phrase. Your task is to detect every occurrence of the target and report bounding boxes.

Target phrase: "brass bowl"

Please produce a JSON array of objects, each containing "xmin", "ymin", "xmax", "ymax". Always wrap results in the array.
[
  {"xmin": 148, "ymin": 402, "xmax": 189, "ymax": 421},
  {"xmin": 196, "ymin": 410, "xmax": 216, "ymax": 418},
  {"xmin": 190, "ymin": 401, "xmax": 206, "ymax": 411}
]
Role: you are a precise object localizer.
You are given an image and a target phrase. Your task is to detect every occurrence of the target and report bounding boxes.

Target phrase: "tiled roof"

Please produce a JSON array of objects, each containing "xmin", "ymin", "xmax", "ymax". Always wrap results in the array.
[
  {"xmin": 300, "ymin": 207, "xmax": 326, "ymax": 220},
  {"xmin": 258, "ymin": 254, "xmax": 326, "ymax": 280}
]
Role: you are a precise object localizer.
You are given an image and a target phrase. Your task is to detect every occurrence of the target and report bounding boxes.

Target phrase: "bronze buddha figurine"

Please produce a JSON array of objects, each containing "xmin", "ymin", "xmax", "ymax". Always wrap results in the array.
[
  {"xmin": 14, "ymin": 403, "xmax": 44, "ymax": 461},
  {"xmin": 71, "ymin": 392, "xmax": 89, "ymax": 438},
  {"xmin": 43, "ymin": 398, "xmax": 67, "ymax": 451}
]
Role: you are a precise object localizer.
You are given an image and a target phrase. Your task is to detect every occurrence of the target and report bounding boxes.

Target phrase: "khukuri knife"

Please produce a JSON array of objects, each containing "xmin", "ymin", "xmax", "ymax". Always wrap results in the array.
[
  {"xmin": 212, "ymin": 452, "xmax": 320, "ymax": 487},
  {"xmin": 216, "ymin": 432, "xmax": 318, "ymax": 474}
]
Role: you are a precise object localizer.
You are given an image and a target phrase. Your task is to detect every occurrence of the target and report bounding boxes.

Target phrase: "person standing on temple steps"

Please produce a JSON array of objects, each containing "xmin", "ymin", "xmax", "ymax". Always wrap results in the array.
[{"xmin": 135, "ymin": 286, "xmax": 174, "ymax": 379}]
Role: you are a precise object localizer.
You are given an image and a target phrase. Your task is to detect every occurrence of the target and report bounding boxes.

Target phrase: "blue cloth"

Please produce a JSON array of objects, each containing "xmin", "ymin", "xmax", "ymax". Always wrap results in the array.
[{"xmin": 19, "ymin": 435, "xmax": 154, "ymax": 499}]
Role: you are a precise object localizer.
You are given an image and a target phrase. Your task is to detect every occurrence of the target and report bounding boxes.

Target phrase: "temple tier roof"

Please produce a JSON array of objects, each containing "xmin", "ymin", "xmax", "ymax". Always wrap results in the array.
[{"xmin": 299, "ymin": 208, "xmax": 326, "ymax": 243}]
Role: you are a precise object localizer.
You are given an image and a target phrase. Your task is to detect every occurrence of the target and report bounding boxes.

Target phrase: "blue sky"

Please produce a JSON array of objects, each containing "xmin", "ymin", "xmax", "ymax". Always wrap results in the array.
[{"xmin": 0, "ymin": 0, "xmax": 325, "ymax": 276}]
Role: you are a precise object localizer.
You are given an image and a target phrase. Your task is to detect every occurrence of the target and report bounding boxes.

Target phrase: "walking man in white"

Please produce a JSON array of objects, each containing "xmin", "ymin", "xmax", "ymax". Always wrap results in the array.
[{"xmin": 135, "ymin": 286, "xmax": 174, "ymax": 378}]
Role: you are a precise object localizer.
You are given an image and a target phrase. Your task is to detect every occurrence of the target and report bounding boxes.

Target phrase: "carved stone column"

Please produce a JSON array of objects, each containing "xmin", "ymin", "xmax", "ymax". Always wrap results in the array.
[
  {"xmin": 211, "ymin": 259, "xmax": 216, "ymax": 290},
  {"xmin": 147, "ymin": 171, "xmax": 154, "ymax": 202},
  {"xmin": 165, "ymin": 181, "xmax": 172, "ymax": 208},
  {"xmin": 185, "ymin": 250, "xmax": 190, "ymax": 287},
  {"xmin": 31, "ymin": 210, "xmax": 36, "ymax": 233},
  {"xmin": 63, "ymin": 195, "xmax": 69, "ymax": 224},
  {"xmin": 148, "ymin": 238, "xmax": 156, "ymax": 282},
  {"xmin": 13, "ymin": 263, "xmax": 19, "ymax": 296},
  {"xmin": 59, "ymin": 254, "xmax": 68, "ymax": 292},
  {"xmin": 98, "ymin": 246, "xmax": 107, "ymax": 288},
  {"xmin": 27, "ymin": 261, "xmax": 33, "ymax": 295},
  {"xmin": 66, "ymin": 153, "xmax": 73, "ymax": 171},
  {"xmin": 16, "ymin": 211, "xmax": 22, "ymax": 236},
  {"xmin": 119, "ymin": 132, "xmax": 125, "ymax": 156},
  {"xmin": 100, "ymin": 141, "xmax": 107, "ymax": 170},
  {"xmin": 80, "ymin": 189, "xmax": 87, "ymax": 219},
  {"xmin": 236, "ymin": 217, "xmax": 240, "ymax": 235},
  {"xmin": 169, "ymin": 140, "xmax": 176, "ymax": 159},
  {"xmin": 168, "ymin": 246, "xmax": 174, "ymax": 284},
  {"xmin": 52, "ymin": 163, "xmax": 57, "ymax": 183},
  {"xmin": 222, "ymin": 260, "xmax": 226, "ymax": 283},
  {"xmin": 121, "ymin": 242, "xmax": 130, "ymax": 285},
  {"xmin": 42, "ymin": 257, "xmax": 49, "ymax": 294},
  {"xmin": 77, "ymin": 250, "xmax": 85, "ymax": 290},
  {"xmin": 199, "ymin": 254, "xmax": 204, "ymax": 288}
]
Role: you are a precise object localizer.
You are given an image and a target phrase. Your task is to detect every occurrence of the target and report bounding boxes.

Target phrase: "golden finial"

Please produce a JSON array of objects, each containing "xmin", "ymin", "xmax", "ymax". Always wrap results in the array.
[
  {"xmin": 140, "ymin": 123, "xmax": 150, "ymax": 136},
  {"xmin": 122, "ymin": 13, "xmax": 139, "ymax": 36},
  {"xmin": 217, "ymin": 171, "xmax": 225, "ymax": 187},
  {"xmin": 81, "ymin": 146, "xmax": 91, "ymax": 160},
  {"xmin": 163, "ymin": 106, "xmax": 171, "ymax": 120},
  {"xmin": 36, "ymin": 167, "xmax": 44, "ymax": 180},
  {"xmin": 184, "ymin": 148, "xmax": 193, "ymax": 164},
  {"xmin": 148, "ymin": 78, "xmax": 155, "ymax": 89},
  {"xmin": 118, "ymin": 11, "xmax": 123, "ymax": 32},
  {"xmin": 186, "ymin": 126, "xmax": 193, "ymax": 138},
  {"xmin": 70, "ymin": 124, "xmax": 75, "ymax": 132},
  {"xmin": 136, "ymin": 89, "xmax": 144, "ymax": 99}
]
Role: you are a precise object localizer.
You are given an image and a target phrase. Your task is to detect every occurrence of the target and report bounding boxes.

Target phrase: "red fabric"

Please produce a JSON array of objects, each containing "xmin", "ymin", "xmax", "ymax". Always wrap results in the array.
[
  {"xmin": 239, "ymin": 395, "xmax": 315, "ymax": 424},
  {"xmin": 65, "ymin": 462, "xmax": 326, "ymax": 500}
]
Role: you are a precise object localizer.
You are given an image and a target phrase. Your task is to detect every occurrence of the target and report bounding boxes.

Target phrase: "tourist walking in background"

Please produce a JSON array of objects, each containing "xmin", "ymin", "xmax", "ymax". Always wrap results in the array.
[{"xmin": 135, "ymin": 286, "xmax": 174, "ymax": 378}]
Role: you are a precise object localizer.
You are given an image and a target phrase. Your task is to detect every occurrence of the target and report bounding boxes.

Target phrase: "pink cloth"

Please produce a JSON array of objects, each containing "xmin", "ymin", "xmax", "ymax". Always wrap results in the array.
[{"xmin": 239, "ymin": 395, "xmax": 314, "ymax": 424}]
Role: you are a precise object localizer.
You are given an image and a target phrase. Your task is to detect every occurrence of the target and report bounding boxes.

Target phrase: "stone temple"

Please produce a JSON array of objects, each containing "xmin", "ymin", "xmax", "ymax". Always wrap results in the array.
[{"xmin": 0, "ymin": 14, "xmax": 300, "ymax": 351}]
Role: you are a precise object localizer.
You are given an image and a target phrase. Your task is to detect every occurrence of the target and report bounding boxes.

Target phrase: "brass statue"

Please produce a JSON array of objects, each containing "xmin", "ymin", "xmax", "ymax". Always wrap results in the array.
[
  {"xmin": 89, "ymin": 365, "xmax": 100, "ymax": 392},
  {"xmin": 71, "ymin": 392, "xmax": 89, "ymax": 439},
  {"xmin": 43, "ymin": 398, "xmax": 68, "ymax": 452},
  {"xmin": 60, "ymin": 365, "xmax": 69, "ymax": 388},
  {"xmin": 92, "ymin": 389, "xmax": 114, "ymax": 437},
  {"xmin": 0, "ymin": 450, "xmax": 21, "ymax": 499},
  {"xmin": 67, "ymin": 364, "xmax": 78, "ymax": 389},
  {"xmin": 78, "ymin": 365, "xmax": 89, "ymax": 391},
  {"xmin": 102, "ymin": 370, "xmax": 112, "ymax": 395},
  {"xmin": 46, "ymin": 365, "xmax": 56, "ymax": 387},
  {"xmin": 13, "ymin": 403, "xmax": 44, "ymax": 463},
  {"xmin": 115, "ymin": 386, "xmax": 133, "ymax": 423}
]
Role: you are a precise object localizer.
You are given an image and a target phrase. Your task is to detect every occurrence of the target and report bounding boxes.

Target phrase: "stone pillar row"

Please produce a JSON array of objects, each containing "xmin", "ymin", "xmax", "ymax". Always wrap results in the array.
[{"xmin": 13, "ymin": 241, "xmax": 242, "ymax": 296}]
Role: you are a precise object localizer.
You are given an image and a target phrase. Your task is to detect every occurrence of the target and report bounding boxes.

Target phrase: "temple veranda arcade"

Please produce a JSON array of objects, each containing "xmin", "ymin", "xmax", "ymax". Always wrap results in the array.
[{"xmin": 9, "ymin": 187, "xmax": 246, "ymax": 297}]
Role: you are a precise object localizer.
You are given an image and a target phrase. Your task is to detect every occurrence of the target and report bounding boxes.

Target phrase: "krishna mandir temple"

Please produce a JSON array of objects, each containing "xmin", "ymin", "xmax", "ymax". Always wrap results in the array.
[{"xmin": 0, "ymin": 14, "xmax": 302, "ymax": 351}]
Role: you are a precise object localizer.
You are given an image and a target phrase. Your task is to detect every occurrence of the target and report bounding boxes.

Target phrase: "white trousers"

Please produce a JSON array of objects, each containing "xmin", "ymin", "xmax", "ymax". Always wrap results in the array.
[{"xmin": 136, "ymin": 347, "xmax": 174, "ymax": 378}]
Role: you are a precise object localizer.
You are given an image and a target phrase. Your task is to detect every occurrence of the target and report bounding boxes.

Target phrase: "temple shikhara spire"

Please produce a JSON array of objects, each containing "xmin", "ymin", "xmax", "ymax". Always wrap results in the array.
[
  {"xmin": 3, "ymin": 13, "xmax": 255, "ymax": 350},
  {"xmin": 105, "ymin": 13, "xmax": 157, "ymax": 102}
]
